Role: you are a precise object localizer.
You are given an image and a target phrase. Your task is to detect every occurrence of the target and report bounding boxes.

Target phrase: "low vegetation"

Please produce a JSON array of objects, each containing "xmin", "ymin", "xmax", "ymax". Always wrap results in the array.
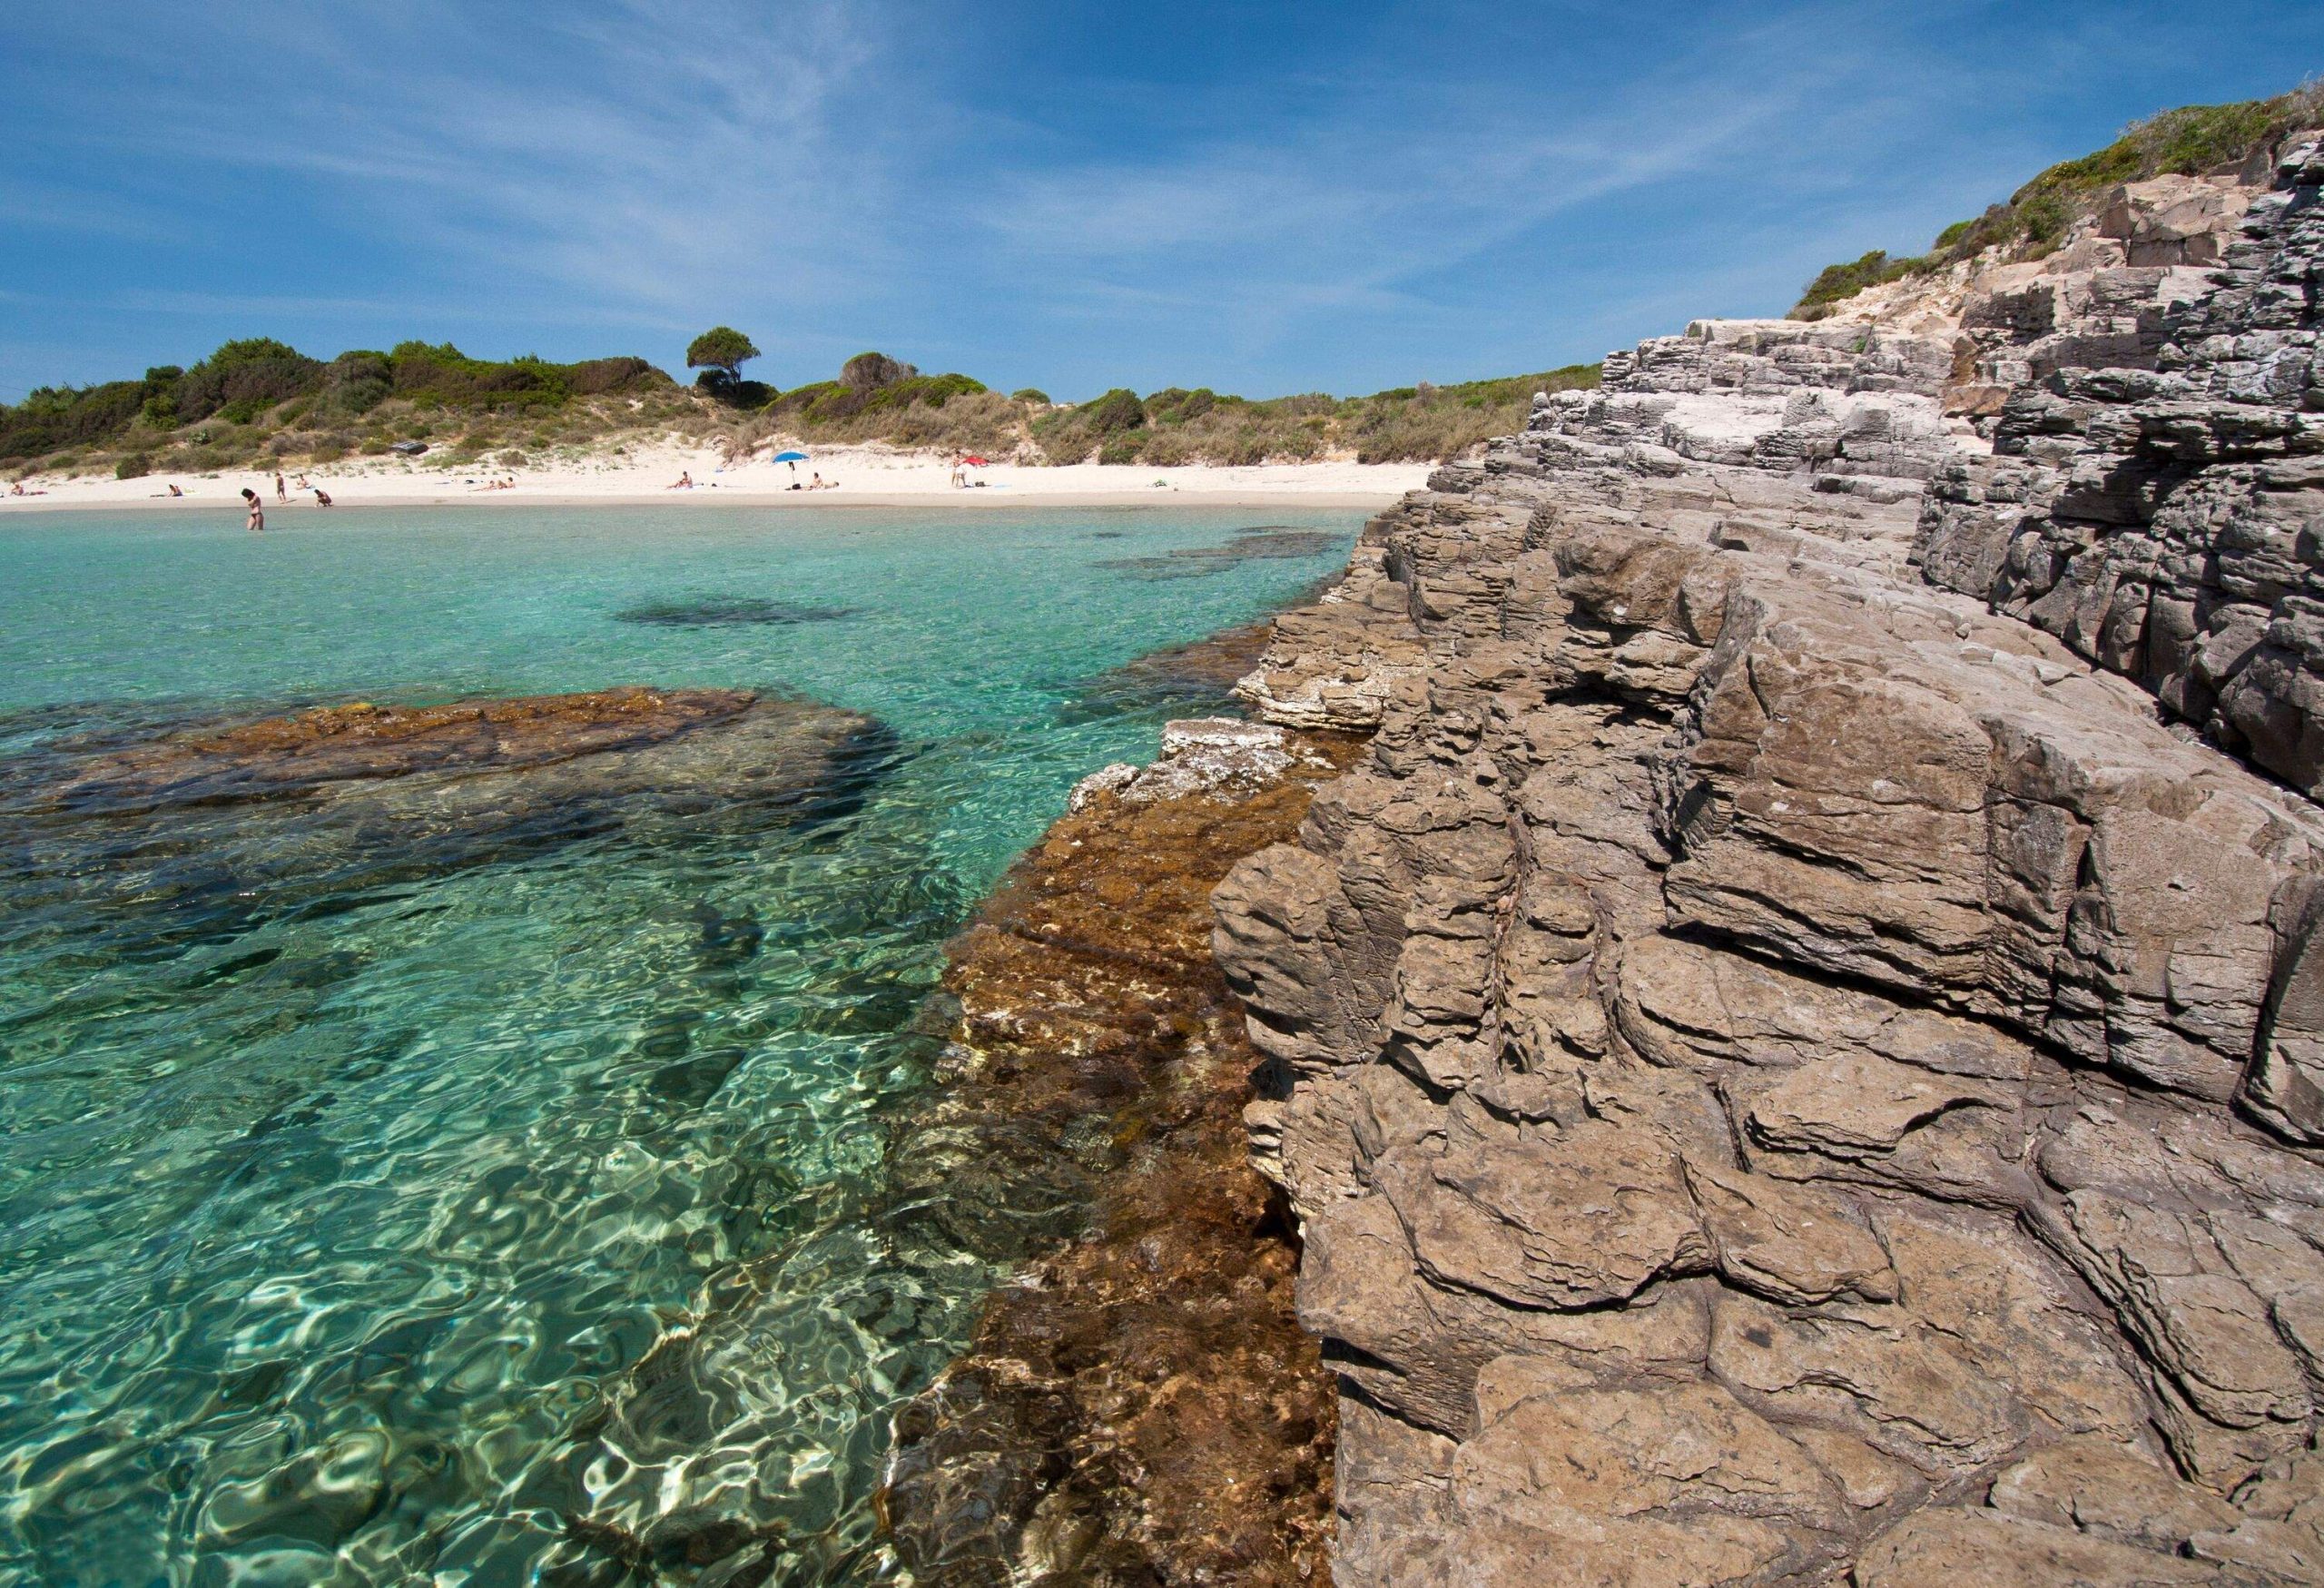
[
  {"xmin": 4, "ymin": 325, "xmax": 1600, "ymax": 480},
  {"xmin": 1, "ymin": 338, "xmax": 680, "ymax": 476},
  {"xmin": 1791, "ymin": 82, "xmax": 2324, "ymax": 319},
  {"xmin": 1019, "ymin": 366, "xmax": 1602, "ymax": 467}
]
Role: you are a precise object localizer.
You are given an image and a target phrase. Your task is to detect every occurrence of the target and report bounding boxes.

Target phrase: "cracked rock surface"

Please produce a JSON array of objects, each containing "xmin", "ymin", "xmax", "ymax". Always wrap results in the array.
[{"xmin": 1216, "ymin": 129, "xmax": 2324, "ymax": 1586}]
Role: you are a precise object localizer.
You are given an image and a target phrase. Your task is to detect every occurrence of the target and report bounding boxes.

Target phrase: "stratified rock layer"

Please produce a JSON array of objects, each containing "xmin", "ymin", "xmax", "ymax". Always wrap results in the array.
[{"xmin": 1216, "ymin": 131, "xmax": 2324, "ymax": 1587}]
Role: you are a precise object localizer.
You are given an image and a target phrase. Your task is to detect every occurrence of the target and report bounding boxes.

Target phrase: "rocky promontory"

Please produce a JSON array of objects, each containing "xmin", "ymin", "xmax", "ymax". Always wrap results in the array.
[{"xmin": 1209, "ymin": 132, "xmax": 2324, "ymax": 1584}]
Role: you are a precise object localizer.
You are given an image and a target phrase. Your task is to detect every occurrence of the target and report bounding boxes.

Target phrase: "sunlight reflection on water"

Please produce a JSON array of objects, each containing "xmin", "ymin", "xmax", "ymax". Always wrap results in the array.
[{"xmin": 0, "ymin": 502, "xmax": 1362, "ymax": 1585}]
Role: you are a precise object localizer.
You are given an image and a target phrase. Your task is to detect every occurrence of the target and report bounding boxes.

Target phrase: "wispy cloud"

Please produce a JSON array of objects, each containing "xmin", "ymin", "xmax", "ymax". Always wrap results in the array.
[
  {"xmin": 2, "ymin": 0, "xmax": 2317, "ymax": 394},
  {"xmin": 9, "ymin": 0, "xmax": 904, "ymax": 315}
]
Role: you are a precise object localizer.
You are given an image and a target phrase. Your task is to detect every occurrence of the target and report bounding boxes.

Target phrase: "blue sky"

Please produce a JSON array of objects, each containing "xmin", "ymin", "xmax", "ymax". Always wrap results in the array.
[{"xmin": 2, "ymin": 1, "xmax": 2319, "ymax": 402}]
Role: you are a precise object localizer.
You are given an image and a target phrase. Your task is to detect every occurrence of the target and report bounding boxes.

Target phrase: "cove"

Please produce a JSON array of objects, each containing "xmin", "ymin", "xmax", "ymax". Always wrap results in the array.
[{"xmin": 0, "ymin": 502, "xmax": 1366, "ymax": 1586}]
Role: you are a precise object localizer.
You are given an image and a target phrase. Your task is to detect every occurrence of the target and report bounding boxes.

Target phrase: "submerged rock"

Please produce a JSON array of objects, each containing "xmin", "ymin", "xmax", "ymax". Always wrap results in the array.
[
  {"xmin": 34, "ymin": 686, "xmax": 765, "ymax": 811},
  {"xmin": 1098, "ymin": 527, "xmax": 1345, "ymax": 581},
  {"xmin": 3, "ymin": 688, "xmax": 887, "ymax": 948},
  {"xmin": 879, "ymin": 717, "xmax": 1366, "ymax": 1586},
  {"xmin": 614, "ymin": 597, "xmax": 855, "ymax": 626}
]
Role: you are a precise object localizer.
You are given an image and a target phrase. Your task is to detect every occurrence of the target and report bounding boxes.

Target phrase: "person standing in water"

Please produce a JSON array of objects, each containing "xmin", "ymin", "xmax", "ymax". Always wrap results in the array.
[{"xmin": 241, "ymin": 488, "xmax": 264, "ymax": 531}]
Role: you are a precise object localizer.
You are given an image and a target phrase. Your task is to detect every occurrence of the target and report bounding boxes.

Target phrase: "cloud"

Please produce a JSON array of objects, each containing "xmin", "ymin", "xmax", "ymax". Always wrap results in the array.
[
  {"xmin": 7, "ymin": 0, "xmax": 905, "ymax": 316},
  {"xmin": 3, "ymin": 0, "xmax": 2316, "ymax": 395},
  {"xmin": 956, "ymin": 0, "xmax": 2004, "ymax": 370}
]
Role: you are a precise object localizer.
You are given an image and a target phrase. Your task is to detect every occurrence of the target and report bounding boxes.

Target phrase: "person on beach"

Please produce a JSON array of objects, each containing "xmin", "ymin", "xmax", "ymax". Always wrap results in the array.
[
  {"xmin": 949, "ymin": 455, "xmax": 967, "ymax": 488},
  {"xmin": 667, "ymin": 470, "xmax": 693, "ymax": 489},
  {"xmin": 312, "ymin": 488, "xmax": 332, "ymax": 506},
  {"xmin": 274, "ymin": 471, "xmax": 287, "ymax": 504},
  {"xmin": 241, "ymin": 488, "xmax": 264, "ymax": 531}
]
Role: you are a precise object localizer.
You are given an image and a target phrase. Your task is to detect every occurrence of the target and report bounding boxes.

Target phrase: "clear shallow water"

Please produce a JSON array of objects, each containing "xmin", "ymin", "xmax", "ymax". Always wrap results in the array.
[{"xmin": 0, "ymin": 503, "xmax": 1363, "ymax": 1587}]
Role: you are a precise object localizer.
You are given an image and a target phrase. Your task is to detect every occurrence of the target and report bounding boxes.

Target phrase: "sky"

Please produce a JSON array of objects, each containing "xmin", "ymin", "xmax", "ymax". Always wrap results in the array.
[{"xmin": 2, "ymin": 1, "xmax": 2319, "ymax": 403}]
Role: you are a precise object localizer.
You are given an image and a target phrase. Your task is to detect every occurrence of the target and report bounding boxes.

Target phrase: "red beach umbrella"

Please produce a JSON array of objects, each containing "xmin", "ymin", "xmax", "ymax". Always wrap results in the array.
[{"xmin": 961, "ymin": 455, "xmax": 990, "ymax": 467}]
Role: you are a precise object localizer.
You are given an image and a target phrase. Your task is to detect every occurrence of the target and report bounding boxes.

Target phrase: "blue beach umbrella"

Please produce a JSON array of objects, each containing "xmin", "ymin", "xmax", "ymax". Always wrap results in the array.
[{"xmin": 772, "ymin": 450, "xmax": 809, "ymax": 462}]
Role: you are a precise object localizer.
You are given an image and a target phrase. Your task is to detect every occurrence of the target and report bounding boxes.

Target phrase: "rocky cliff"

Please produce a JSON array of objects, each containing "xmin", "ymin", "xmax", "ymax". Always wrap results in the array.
[{"xmin": 1212, "ymin": 133, "xmax": 2324, "ymax": 1584}]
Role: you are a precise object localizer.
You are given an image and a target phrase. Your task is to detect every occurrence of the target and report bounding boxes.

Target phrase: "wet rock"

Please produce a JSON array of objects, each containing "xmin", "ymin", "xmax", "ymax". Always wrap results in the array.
[
  {"xmin": 5, "ymin": 689, "xmax": 884, "ymax": 949},
  {"xmin": 1098, "ymin": 527, "xmax": 1346, "ymax": 581},
  {"xmin": 881, "ymin": 721, "xmax": 1365, "ymax": 1587},
  {"xmin": 35, "ymin": 686, "xmax": 764, "ymax": 811}
]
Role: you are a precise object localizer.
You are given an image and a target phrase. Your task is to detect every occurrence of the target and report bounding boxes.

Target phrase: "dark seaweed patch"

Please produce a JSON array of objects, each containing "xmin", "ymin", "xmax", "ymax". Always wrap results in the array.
[
  {"xmin": 1097, "ymin": 527, "xmax": 1344, "ymax": 581},
  {"xmin": 614, "ymin": 597, "xmax": 855, "ymax": 627}
]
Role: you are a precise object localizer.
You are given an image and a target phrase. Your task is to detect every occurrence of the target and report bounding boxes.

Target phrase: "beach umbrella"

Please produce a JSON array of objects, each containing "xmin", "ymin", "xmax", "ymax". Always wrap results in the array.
[
  {"xmin": 961, "ymin": 456, "xmax": 990, "ymax": 467},
  {"xmin": 772, "ymin": 450, "xmax": 809, "ymax": 462}
]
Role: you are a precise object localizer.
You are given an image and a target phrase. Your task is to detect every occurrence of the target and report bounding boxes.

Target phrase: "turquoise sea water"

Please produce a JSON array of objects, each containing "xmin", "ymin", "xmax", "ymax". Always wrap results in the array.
[{"xmin": 0, "ymin": 503, "xmax": 1363, "ymax": 1587}]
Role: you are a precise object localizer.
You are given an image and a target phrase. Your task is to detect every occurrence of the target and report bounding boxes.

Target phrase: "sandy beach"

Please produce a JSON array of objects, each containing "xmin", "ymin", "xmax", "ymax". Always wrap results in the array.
[{"xmin": 0, "ymin": 440, "xmax": 1430, "ymax": 514}]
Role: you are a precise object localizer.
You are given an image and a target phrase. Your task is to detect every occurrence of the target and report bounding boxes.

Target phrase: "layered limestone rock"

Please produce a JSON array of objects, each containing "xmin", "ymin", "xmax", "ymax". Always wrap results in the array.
[
  {"xmin": 1215, "ymin": 129, "xmax": 2324, "ymax": 1586},
  {"xmin": 1917, "ymin": 138, "xmax": 2324, "ymax": 821},
  {"xmin": 1810, "ymin": 162, "xmax": 2274, "ymax": 419}
]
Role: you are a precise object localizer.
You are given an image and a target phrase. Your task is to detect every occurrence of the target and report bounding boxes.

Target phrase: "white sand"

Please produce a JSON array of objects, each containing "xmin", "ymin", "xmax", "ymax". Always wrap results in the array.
[{"xmin": 0, "ymin": 440, "xmax": 1430, "ymax": 514}]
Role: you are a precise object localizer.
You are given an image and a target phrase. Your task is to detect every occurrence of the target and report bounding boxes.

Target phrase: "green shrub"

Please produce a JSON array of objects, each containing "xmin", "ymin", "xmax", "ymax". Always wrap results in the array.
[
  {"xmin": 1097, "ymin": 435, "xmax": 1144, "ymax": 466},
  {"xmin": 1012, "ymin": 388, "xmax": 1050, "ymax": 404},
  {"xmin": 1139, "ymin": 430, "xmax": 1196, "ymax": 466},
  {"xmin": 1084, "ymin": 389, "xmax": 1147, "ymax": 432},
  {"xmin": 310, "ymin": 442, "xmax": 348, "ymax": 464},
  {"xmin": 496, "ymin": 449, "xmax": 527, "ymax": 467},
  {"xmin": 359, "ymin": 439, "xmax": 390, "ymax": 456},
  {"xmin": 1796, "ymin": 251, "xmax": 1926, "ymax": 313},
  {"xmin": 841, "ymin": 350, "xmax": 915, "ymax": 391},
  {"xmin": 114, "ymin": 453, "xmax": 153, "ymax": 480}
]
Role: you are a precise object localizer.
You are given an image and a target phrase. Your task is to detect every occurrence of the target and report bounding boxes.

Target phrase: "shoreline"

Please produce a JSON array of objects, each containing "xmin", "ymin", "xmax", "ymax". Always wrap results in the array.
[
  {"xmin": 0, "ymin": 448, "xmax": 1431, "ymax": 517},
  {"xmin": 0, "ymin": 488, "xmax": 1412, "ymax": 516}
]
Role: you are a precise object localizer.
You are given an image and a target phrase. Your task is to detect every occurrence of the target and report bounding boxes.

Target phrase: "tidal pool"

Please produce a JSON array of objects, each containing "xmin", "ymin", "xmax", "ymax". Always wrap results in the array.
[{"xmin": 0, "ymin": 501, "xmax": 1364, "ymax": 1586}]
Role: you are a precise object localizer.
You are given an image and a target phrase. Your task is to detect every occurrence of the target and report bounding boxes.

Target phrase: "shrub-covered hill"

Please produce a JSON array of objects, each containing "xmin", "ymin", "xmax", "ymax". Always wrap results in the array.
[
  {"xmin": 712, "ymin": 360, "xmax": 1602, "ymax": 467},
  {"xmin": 1019, "ymin": 366, "xmax": 1602, "ymax": 467},
  {"xmin": 3, "ymin": 336, "xmax": 1601, "ymax": 478},
  {"xmin": 0, "ymin": 339, "xmax": 678, "ymax": 475},
  {"xmin": 1789, "ymin": 82, "xmax": 2324, "ymax": 319}
]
